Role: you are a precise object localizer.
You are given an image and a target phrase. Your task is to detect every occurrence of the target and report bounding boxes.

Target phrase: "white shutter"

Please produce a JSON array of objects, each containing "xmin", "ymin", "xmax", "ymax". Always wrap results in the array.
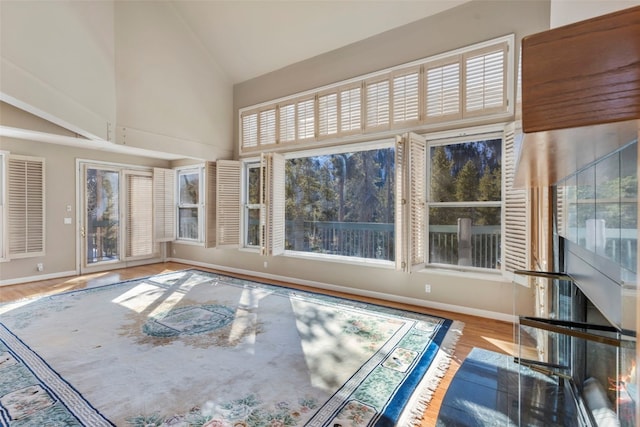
[
  {"xmin": 241, "ymin": 112, "xmax": 258, "ymax": 149},
  {"xmin": 365, "ymin": 78, "xmax": 390, "ymax": 130},
  {"xmin": 296, "ymin": 98, "xmax": 315, "ymax": 140},
  {"xmin": 153, "ymin": 168, "xmax": 176, "ymax": 242},
  {"xmin": 392, "ymin": 68, "xmax": 420, "ymax": 125},
  {"xmin": 339, "ymin": 85, "xmax": 361, "ymax": 133},
  {"xmin": 259, "ymin": 109, "xmax": 277, "ymax": 146},
  {"xmin": 278, "ymin": 103, "xmax": 296, "ymax": 143},
  {"xmin": 268, "ymin": 153, "xmax": 285, "ymax": 256},
  {"xmin": 260, "ymin": 153, "xmax": 285, "ymax": 256},
  {"xmin": 395, "ymin": 136, "xmax": 406, "ymax": 271},
  {"xmin": 503, "ymin": 123, "xmax": 529, "ymax": 272},
  {"xmin": 216, "ymin": 160, "xmax": 241, "ymax": 247},
  {"xmin": 464, "ymin": 44, "xmax": 507, "ymax": 116},
  {"xmin": 126, "ymin": 172, "xmax": 154, "ymax": 258},
  {"xmin": 8, "ymin": 155, "xmax": 45, "ymax": 258},
  {"xmin": 204, "ymin": 161, "xmax": 217, "ymax": 248},
  {"xmin": 395, "ymin": 133, "xmax": 426, "ymax": 272},
  {"xmin": 425, "ymin": 59, "xmax": 461, "ymax": 121},
  {"xmin": 318, "ymin": 92, "xmax": 338, "ymax": 138}
]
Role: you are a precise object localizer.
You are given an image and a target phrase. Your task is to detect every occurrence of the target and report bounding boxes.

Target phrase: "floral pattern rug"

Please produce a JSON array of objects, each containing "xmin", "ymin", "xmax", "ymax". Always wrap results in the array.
[{"xmin": 0, "ymin": 269, "xmax": 463, "ymax": 427}]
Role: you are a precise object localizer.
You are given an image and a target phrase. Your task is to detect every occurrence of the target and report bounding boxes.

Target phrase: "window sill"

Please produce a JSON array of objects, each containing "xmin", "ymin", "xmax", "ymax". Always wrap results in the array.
[
  {"xmin": 283, "ymin": 250, "xmax": 395, "ymax": 269},
  {"xmin": 417, "ymin": 265, "xmax": 511, "ymax": 283},
  {"xmin": 173, "ymin": 240, "xmax": 204, "ymax": 247}
]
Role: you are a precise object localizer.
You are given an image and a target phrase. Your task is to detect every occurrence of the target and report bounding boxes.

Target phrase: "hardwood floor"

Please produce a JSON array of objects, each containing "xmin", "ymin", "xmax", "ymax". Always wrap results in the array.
[{"xmin": 0, "ymin": 261, "xmax": 517, "ymax": 427}]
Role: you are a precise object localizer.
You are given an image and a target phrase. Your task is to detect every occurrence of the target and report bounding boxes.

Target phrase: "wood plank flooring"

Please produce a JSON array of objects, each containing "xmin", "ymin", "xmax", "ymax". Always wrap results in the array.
[{"xmin": 0, "ymin": 261, "xmax": 518, "ymax": 427}]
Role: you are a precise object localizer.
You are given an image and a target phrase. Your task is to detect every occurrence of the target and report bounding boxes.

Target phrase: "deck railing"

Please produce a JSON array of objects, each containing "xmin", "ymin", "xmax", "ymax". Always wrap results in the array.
[
  {"xmin": 285, "ymin": 220, "xmax": 503, "ymax": 267},
  {"xmin": 271, "ymin": 220, "xmax": 639, "ymax": 271}
]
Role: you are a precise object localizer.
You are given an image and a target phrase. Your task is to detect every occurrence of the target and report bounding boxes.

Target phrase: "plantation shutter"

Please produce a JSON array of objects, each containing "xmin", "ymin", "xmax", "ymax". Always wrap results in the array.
[
  {"xmin": 425, "ymin": 59, "xmax": 462, "ymax": 122},
  {"xmin": 126, "ymin": 172, "xmax": 154, "ymax": 258},
  {"xmin": 339, "ymin": 85, "xmax": 361, "ymax": 134},
  {"xmin": 464, "ymin": 43, "xmax": 507, "ymax": 117},
  {"xmin": 204, "ymin": 161, "xmax": 217, "ymax": 248},
  {"xmin": 259, "ymin": 109, "xmax": 277, "ymax": 146},
  {"xmin": 392, "ymin": 68, "xmax": 420, "ymax": 125},
  {"xmin": 241, "ymin": 112, "xmax": 258, "ymax": 149},
  {"xmin": 318, "ymin": 92, "xmax": 338, "ymax": 138},
  {"xmin": 153, "ymin": 168, "xmax": 176, "ymax": 242},
  {"xmin": 8, "ymin": 155, "xmax": 45, "ymax": 258},
  {"xmin": 216, "ymin": 160, "xmax": 241, "ymax": 247},
  {"xmin": 395, "ymin": 132, "xmax": 426, "ymax": 272},
  {"xmin": 259, "ymin": 153, "xmax": 285, "ymax": 256},
  {"xmin": 503, "ymin": 122, "xmax": 529, "ymax": 273},
  {"xmin": 279, "ymin": 103, "xmax": 296, "ymax": 143},
  {"xmin": 297, "ymin": 98, "xmax": 315, "ymax": 140},
  {"xmin": 365, "ymin": 78, "xmax": 390, "ymax": 130}
]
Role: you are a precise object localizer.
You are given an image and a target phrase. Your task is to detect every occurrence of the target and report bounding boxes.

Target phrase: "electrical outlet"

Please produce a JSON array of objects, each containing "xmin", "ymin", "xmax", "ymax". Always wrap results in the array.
[
  {"xmin": 424, "ymin": 284, "xmax": 431, "ymax": 293},
  {"xmin": 264, "ymin": 261, "xmax": 268, "ymax": 268},
  {"xmin": 37, "ymin": 263, "xmax": 44, "ymax": 272}
]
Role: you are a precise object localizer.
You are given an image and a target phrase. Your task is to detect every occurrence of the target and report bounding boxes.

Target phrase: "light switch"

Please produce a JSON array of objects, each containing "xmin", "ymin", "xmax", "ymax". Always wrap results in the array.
[{"xmin": 64, "ymin": 217, "xmax": 72, "ymax": 225}]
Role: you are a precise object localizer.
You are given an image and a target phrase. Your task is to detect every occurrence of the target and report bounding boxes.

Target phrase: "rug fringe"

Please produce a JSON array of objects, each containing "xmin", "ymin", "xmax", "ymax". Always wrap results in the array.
[{"xmin": 400, "ymin": 320, "xmax": 465, "ymax": 427}]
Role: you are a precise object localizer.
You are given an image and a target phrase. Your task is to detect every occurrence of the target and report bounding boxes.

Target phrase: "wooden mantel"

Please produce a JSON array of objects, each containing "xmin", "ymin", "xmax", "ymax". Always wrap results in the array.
[
  {"xmin": 522, "ymin": 5, "xmax": 640, "ymax": 134},
  {"xmin": 516, "ymin": 6, "xmax": 640, "ymax": 188}
]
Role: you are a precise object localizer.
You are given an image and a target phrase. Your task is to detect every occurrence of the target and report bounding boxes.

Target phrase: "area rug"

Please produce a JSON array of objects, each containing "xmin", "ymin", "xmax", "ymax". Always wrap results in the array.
[{"xmin": 0, "ymin": 269, "xmax": 463, "ymax": 427}]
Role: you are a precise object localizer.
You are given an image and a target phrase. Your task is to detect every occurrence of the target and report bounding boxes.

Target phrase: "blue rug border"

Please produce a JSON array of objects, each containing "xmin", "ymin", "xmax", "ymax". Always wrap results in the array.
[
  {"xmin": 0, "ymin": 323, "xmax": 115, "ymax": 427},
  {"xmin": 0, "ymin": 267, "xmax": 457, "ymax": 427}
]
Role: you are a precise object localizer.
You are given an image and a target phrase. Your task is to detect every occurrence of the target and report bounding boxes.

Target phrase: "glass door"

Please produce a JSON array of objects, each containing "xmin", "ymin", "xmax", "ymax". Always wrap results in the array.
[{"xmin": 81, "ymin": 165, "xmax": 121, "ymax": 271}]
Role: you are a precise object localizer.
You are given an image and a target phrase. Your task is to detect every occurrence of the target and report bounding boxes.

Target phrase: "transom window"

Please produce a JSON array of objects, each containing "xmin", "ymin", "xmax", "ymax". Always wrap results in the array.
[{"xmin": 239, "ymin": 35, "xmax": 513, "ymax": 154}]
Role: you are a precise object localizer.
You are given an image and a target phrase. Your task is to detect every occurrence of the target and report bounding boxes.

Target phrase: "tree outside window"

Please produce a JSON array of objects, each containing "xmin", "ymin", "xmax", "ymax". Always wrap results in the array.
[
  {"xmin": 284, "ymin": 147, "xmax": 395, "ymax": 261},
  {"xmin": 428, "ymin": 138, "xmax": 502, "ymax": 269}
]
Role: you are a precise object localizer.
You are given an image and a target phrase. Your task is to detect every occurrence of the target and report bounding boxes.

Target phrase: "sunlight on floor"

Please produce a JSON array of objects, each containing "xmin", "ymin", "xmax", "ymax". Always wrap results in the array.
[
  {"xmin": 112, "ymin": 283, "xmax": 167, "ymax": 313},
  {"xmin": 482, "ymin": 336, "xmax": 519, "ymax": 356},
  {"xmin": 227, "ymin": 287, "xmax": 272, "ymax": 351}
]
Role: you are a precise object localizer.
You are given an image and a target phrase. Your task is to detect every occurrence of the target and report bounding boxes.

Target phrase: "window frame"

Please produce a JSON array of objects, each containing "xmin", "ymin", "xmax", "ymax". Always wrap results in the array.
[
  {"xmin": 176, "ymin": 165, "xmax": 205, "ymax": 243},
  {"xmin": 425, "ymin": 127, "xmax": 505, "ymax": 273},
  {"xmin": 242, "ymin": 160, "xmax": 262, "ymax": 250}
]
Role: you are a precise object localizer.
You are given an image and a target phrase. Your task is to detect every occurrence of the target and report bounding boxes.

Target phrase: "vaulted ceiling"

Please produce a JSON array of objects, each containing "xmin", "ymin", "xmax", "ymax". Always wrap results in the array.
[{"xmin": 169, "ymin": 0, "xmax": 470, "ymax": 84}]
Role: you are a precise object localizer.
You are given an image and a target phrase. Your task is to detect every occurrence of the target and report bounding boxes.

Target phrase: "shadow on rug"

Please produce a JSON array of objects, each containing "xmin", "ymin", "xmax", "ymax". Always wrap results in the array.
[{"xmin": 0, "ymin": 269, "xmax": 463, "ymax": 427}]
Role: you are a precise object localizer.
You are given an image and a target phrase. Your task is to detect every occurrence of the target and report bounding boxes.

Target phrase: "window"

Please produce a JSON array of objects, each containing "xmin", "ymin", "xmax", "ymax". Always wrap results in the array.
[
  {"xmin": 177, "ymin": 167, "xmax": 203, "ymax": 241},
  {"xmin": 7, "ymin": 154, "xmax": 45, "ymax": 258},
  {"xmin": 365, "ymin": 78, "xmax": 390, "ymax": 130},
  {"xmin": 239, "ymin": 35, "xmax": 513, "ymax": 155},
  {"xmin": 392, "ymin": 68, "xmax": 420, "ymax": 125},
  {"xmin": 427, "ymin": 135, "xmax": 502, "ymax": 269},
  {"xmin": 244, "ymin": 162, "xmax": 261, "ymax": 248},
  {"xmin": 284, "ymin": 145, "xmax": 395, "ymax": 261},
  {"xmin": 425, "ymin": 59, "xmax": 461, "ymax": 122}
]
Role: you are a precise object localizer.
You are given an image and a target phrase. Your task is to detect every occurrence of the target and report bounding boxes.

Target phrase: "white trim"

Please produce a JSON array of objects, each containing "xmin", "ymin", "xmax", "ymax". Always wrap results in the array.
[
  {"xmin": 0, "ymin": 270, "xmax": 77, "ymax": 287},
  {"xmin": 239, "ymin": 34, "xmax": 515, "ymax": 113},
  {"xmin": 0, "ymin": 126, "xmax": 181, "ymax": 161},
  {"xmin": 168, "ymin": 257, "xmax": 517, "ymax": 323}
]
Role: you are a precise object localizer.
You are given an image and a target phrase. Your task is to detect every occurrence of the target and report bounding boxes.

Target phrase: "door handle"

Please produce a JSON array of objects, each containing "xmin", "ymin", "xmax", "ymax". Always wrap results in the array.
[{"xmin": 81, "ymin": 227, "xmax": 86, "ymax": 238}]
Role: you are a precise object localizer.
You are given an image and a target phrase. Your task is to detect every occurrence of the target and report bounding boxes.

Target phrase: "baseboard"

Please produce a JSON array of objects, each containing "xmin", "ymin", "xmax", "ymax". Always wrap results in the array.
[
  {"xmin": 0, "ymin": 270, "xmax": 78, "ymax": 287},
  {"xmin": 168, "ymin": 257, "xmax": 517, "ymax": 323}
]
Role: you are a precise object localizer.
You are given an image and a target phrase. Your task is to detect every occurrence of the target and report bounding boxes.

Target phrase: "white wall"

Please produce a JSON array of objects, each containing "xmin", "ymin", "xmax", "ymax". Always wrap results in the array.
[
  {"xmin": 114, "ymin": 1, "xmax": 233, "ymax": 160},
  {"xmin": 550, "ymin": 0, "xmax": 640, "ymax": 27},
  {"xmin": 0, "ymin": 1, "xmax": 234, "ymax": 161},
  {"xmin": 0, "ymin": 0, "xmax": 116, "ymax": 140}
]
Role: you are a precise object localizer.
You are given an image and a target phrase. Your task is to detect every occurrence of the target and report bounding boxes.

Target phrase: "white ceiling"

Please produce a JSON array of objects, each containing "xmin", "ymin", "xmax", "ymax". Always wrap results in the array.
[{"xmin": 170, "ymin": 0, "xmax": 470, "ymax": 84}]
